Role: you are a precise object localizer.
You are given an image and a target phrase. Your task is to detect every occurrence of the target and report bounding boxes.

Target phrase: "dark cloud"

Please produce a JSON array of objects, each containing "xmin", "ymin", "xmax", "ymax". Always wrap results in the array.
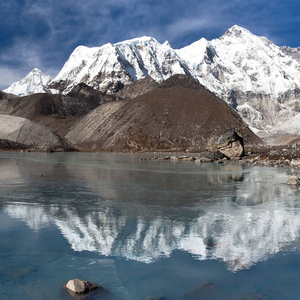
[{"xmin": 0, "ymin": 0, "xmax": 299, "ymax": 89}]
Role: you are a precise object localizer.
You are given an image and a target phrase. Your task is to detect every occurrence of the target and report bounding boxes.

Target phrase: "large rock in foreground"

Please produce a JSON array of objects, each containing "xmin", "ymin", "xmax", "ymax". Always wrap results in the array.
[
  {"xmin": 65, "ymin": 278, "xmax": 99, "ymax": 294},
  {"xmin": 207, "ymin": 129, "xmax": 244, "ymax": 158}
]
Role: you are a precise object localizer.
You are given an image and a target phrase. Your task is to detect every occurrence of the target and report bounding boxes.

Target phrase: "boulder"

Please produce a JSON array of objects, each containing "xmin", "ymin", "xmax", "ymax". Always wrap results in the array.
[
  {"xmin": 207, "ymin": 129, "xmax": 244, "ymax": 158},
  {"xmin": 181, "ymin": 157, "xmax": 195, "ymax": 161},
  {"xmin": 65, "ymin": 279, "xmax": 99, "ymax": 294},
  {"xmin": 286, "ymin": 176, "xmax": 300, "ymax": 186},
  {"xmin": 291, "ymin": 159, "xmax": 300, "ymax": 168}
]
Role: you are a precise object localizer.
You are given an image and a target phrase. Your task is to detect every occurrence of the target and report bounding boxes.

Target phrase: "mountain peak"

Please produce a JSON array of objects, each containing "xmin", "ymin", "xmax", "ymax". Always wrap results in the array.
[
  {"xmin": 114, "ymin": 36, "xmax": 158, "ymax": 47},
  {"xmin": 4, "ymin": 68, "xmax": 52, "ymax": 96},
  {"xmin": 162, "ymin": 40, "xmax": 172, "ymax": 48},
  {"xmin": 222, "ymin": 25, "xmax": 252, "ymax": 38},
  {"xmin": 31, "ymin": 68, "xmax": 43, "ymax": 73}
]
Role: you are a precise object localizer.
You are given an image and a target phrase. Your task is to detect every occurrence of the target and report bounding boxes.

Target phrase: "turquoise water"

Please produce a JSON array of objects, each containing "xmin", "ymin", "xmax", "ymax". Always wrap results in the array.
[{"xmin": 0, "ymin": 152, "xmax": 300, "ymax": 299}]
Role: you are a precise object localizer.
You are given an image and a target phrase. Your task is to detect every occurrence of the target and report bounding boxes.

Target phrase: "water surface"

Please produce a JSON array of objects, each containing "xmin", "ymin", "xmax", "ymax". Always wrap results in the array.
[{"xmin": 0, "ymin": 152, "xmax": 300, "ymax": 299}]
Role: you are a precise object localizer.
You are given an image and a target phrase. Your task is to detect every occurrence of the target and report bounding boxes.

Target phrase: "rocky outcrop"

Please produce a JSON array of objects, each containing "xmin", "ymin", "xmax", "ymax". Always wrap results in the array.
[
  {"xmin": 207, "ymin": 129, "xmax": 244, "ymax": 157},
  {"xmin": 0, "ymin": 139, "xmax": 28, "ymax": 150},
  {"xmin": 117, "ymin": 76, "xmax": 159, "ymax": 99}
]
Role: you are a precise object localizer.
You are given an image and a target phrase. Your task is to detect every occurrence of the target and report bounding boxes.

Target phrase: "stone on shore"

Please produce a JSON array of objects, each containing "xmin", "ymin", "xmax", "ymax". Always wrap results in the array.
[
  {"xmin": 199, "ymin": 151, "xmax": 225, "ymax": 160},
  {"xmin": 291, "ymin": 159, "xmax": 300, "ymax": 168},
  {"xmin": 181, "ymin": 156, "xmax": 195, "ymax": 161},
  {"xmin": 286, "ymin": 176, "xmax": 300, "ymax": 186},
  {"xmin": 65, "ymin": 279, "xmax": 99, "ymax": 294},
  {"xmin": 207, "ymin": 129, "xmax": 244, "ymax": 158}
]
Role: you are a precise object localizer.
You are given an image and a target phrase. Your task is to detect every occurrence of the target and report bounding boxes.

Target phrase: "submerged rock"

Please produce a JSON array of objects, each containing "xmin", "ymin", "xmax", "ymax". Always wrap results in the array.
[
  {"xmin": 232, "ymin": 293, "xmax": 270, "ymax": 300},
  {"xmin": 286, "ymin": 176, "xmax": 300, "ymax": 186},
  {"xmin": 185, "ymin": 282, "xmax": 224, "ymax": 299},
  {"xmin": 65, "ymin": 278, "xmax": 99, "ymax": 294},
  {"xmin": 207, "ymin": 129, "xmax": 244, "ymax": 158}
]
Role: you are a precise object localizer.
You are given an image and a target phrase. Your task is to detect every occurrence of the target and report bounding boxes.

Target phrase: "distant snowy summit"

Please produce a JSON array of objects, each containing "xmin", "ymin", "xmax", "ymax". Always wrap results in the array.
[
  {"xmin": 4, "ymin": 68, "xmax": 52, "ymax": 96},
  {"xmin": 4, "ymin": 25, "xmax": 300, "ymax": 133}
]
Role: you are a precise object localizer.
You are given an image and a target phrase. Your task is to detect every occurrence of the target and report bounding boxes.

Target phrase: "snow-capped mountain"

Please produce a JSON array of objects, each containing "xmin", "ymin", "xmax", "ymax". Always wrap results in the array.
[
  {"xmin": 50, "ymin": 36, "xmax": 188, "ymax": 94},
  {"xmin": 4, "ymin": 25, "xmax": 300, "ymax": 133},
  {"xmin": 176, "ymin": 25, "xmax": 300, "ymax": 131},
  {"xmin": 4, "ymin": 68, "xmax": 52, "ymax": 96}
]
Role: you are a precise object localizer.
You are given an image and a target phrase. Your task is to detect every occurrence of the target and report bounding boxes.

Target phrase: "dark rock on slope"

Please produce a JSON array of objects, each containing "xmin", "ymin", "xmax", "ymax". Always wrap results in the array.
[
  {"xmin": 67, "ymin": 82, "xmax": 116, "ymax": 105},
  {"xmin": 66, "ymin": 75, "xmax": 261, "ymax": 151},
  {"xmin": 117, "ymin": 76, "xmax": 159, "ymax": 99},
  {"xmin": 0, "ymin": 139, "xmax": 28, "ymax": 150},
  {"xmin": 0, "ymin": 90, "xmax": 16, "ymax": 100}
]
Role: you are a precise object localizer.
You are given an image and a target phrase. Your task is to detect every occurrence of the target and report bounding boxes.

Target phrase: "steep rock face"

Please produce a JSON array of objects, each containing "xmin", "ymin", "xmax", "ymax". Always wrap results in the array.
[
  {"xmin": 3, "ymin": 68, "xmax": 52, "ymax": 96},
  {"xmin": 0, "ymin": 114, "xmax": 63, "ymax": 149},
  {"xmin": 65, "ymin": 75, "xmax": 261, "ymax": 151}
]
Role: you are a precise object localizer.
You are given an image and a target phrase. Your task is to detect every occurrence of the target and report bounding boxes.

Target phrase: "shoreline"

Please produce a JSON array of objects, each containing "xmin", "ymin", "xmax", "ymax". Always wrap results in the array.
[{"xmin": 1, "ymin": 145, "xmax": 300, "ymax": 171}]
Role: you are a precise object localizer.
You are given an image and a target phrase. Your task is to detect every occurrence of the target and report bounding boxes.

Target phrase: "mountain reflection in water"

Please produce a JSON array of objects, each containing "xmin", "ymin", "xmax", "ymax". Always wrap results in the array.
[{"xmin": 1, "ymin": 153, "xmax": 299, "ymax": 272}]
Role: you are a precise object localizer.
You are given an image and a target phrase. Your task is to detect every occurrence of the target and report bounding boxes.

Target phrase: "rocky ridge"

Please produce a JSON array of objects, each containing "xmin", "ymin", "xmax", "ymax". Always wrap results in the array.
[{"xmin": 65, "ymin": 75, "xmax": 260, "ymax": 151}]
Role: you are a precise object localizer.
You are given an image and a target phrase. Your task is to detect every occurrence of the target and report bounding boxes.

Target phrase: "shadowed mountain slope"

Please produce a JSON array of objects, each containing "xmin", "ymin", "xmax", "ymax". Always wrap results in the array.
[
  {"xmin": 66, "ymin": 75, "xmax": 261, "ymax": 151},
  {"xmin": 0, "ymin": 87, "xmax": 115, "ymax": 138},
  {"xmin": 0, "ymin": 91, "xmax": 16, "ymax": 100}
]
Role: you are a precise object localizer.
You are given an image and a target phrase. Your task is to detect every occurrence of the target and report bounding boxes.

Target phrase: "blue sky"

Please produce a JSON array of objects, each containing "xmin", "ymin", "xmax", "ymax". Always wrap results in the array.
[{"xmin": 0, "ymin": 0, "xmax": 299, "ymax": 90}]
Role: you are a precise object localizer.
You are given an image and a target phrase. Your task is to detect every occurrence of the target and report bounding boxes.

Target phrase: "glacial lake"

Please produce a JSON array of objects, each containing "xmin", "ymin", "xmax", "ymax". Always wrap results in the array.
[{"xmin": 1, "ymin": 152, "xmax": 300, "ymax": 299}]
